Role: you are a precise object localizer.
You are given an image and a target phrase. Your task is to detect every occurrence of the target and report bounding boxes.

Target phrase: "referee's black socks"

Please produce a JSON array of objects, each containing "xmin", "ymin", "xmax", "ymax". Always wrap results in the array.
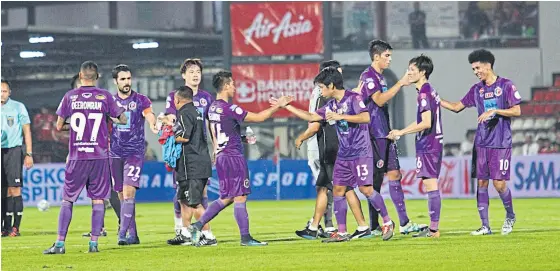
[
  {"xmin": 13, "ymin": 195, "xmax": 23, "ymax": 230},
  {"xmin": 5, "ymin": 197, "xmax": 14, "ymax": 230}
]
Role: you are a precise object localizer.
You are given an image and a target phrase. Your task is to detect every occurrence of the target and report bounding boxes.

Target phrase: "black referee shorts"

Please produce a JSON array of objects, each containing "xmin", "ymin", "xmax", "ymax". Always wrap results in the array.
[
  {"xmin": 177, "ymin": 179, "xmax": 208, "ymax": 208},
  {"xmin": 1, "ymin": 146, "xmax": 23, "ymax": 187},
  {"xmin": 316, "ymin": 161, "xmax": 334, "ymax": 191}
]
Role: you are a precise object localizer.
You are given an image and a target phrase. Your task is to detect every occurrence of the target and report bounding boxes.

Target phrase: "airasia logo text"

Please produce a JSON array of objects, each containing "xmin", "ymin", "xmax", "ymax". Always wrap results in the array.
[{"xmin": 243, "ymin": 12, "xmax": 313, "ymax": 45}]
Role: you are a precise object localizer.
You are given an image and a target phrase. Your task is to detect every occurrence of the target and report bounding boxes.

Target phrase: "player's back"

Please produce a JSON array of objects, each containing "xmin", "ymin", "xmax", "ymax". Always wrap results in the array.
[
  {"xmin": 415, "ymin": 83, "xmax": 443, "ymax": 154},
  {"xmin": 57, "ymin": 86, "xmax": 123, "ymax": 161},
  {"xmin": 359, "ymin": 66, "xmax": 391, "ymax": 138},
  {"xmin": 207, "ymin": 99, "xmax": 246, "ymax": 157}
]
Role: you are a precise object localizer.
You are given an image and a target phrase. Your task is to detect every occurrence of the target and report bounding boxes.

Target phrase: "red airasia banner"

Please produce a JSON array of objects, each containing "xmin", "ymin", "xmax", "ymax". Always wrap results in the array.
[
  {"xmin": 230, "ymin": 2, "xmax": 324, "ymax": 56},
  {"xmin": 231, "ymin": 63, "xmax": 319, "ymax": 117}
]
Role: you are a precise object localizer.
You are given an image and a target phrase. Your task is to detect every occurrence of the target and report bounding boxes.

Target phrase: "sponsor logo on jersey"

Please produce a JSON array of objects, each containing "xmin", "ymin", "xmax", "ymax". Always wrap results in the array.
[{"xmin": 95, "ymin": 94, "xmax": 106, "ymax": 100}]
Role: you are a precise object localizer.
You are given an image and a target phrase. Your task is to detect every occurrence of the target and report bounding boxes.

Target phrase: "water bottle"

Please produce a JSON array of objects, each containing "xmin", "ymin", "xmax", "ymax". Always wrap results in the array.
[
  {"xmin": 326, "ymin": 107, "xmax": 336, "ymax": 125},
  {"xmin": 246, "ymin": 127, "xmax": 257, "ymax": 145},
  {"xmin": 156, "ymin": 112, "xmax": 164, "ymax": 131}
]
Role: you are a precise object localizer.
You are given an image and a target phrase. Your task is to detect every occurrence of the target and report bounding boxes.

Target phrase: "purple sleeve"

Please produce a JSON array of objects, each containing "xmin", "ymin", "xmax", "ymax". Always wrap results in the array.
[
  {"xmin": 141, "ymin": 95, "xmax": 152, "ymax": 112},
  {"xmin": 505, "ymin": 82, "xmax": 522, "ymax": 108},
  {"xmin": 108, "ymin": 95, "xmax": 125, "ymax": 118},
  {"xmin": 418, "ymin": 93, "xmax": 432, "ymax": 113},
  {"xmin": 460, "ymin": 87, "xmax": 476, "ymax": 108},
  {"xmin": 351, "ymin": 95, "xmax": 368, "ymax": 114},
  {"xmin": 165, "ymin": 91, "xmax": 176, "ymax": 115},
  {"xmin": 315, "ymin": 104, "xmax": 327, "ymax": 119},
  {"xmin": 362, "ymin": 77, "xmax": 381, "ymax": 99},
  {"xmin": 56, "ymin": 94, "xmax": 70, "ymax": 118},
  {"xmin": 229, "ymin": 104, "xmax": 248, "ymax": 123}
]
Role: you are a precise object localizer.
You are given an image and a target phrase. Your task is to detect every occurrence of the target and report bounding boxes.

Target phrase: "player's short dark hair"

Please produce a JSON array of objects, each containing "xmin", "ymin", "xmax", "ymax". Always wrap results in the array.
[
  {"xmin": 314, "ymin": 67, "xmax": 344, "ymax": 89},
  {"xmin": 212, "ymin": 71, "xmax": 233, "ymax": 92},
  {"xmin": 176, "ymin": 86, "xmax": 194, "ymax": 101},
  {"xmin": 180, "ymin": 58, "xmax": 203, "ymax": 74},
  {"xmin": 409, "ymin": 54, "xmax": 434, "ymax": 79},
  {"xmin": 80, "ymin": 61, "xmax": 99, "ymax": 80},
  {"xmin": 1, "ymin": 79, "xmax": 11, "ymax": 90},
  {"xmin": 70, "ymin": 73, "xmax": 80, "ymax": 89},
  {"xmin": 368, "ymin": 40, "xmax": 393, "ymax": 61},
  {"xmin": 320, "ymin": 60, "xmax": 341, "ymax": 71},
  {"xmin": 468, "ymin": 49, "xmax": 495, "ymax": 68},
  {"xmin": 112, "ymin": 64, "xmax": 131, "ymax": 79}
]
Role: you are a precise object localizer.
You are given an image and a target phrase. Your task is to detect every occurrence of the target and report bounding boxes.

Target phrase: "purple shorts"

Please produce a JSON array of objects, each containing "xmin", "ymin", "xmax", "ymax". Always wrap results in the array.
[
  {"xmin": 333, "ymin": 157, "xmax": 374, "ymax": 188},
  {"xmin": 216, "ymin": 155, "xmax": 251, "ymax": 199},
  {"xmin": 416, "ymin": 152, "xmax": 442, "ymax": 179},
  {"xmin": 475, "ymin": 147, "xmax": 512, "ymax": 181},
  {"xmin": 372, "ymin": 138, "xmax": 400, "ymax": 173},
  {"xmin": 63, "ymin": 159, "xmax": 111, "ymax": 202},
  {"xmin": 111, "ymin": 156, "xmax": 144, "ymax": 192}
]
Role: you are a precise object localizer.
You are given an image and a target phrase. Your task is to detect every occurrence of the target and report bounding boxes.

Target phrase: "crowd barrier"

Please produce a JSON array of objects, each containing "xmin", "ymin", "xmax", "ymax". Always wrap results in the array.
[{"xmin": 22, "ymin": 154, "xmax": 560, "ymax": 207}]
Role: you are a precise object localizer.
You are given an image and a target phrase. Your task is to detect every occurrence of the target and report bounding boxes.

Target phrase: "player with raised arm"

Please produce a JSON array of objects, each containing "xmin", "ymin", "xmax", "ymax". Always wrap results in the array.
[
  {"xmin": 109, "ymin": 64, "xmax": 158, "ymax": 246},
  {"xmin": 44, "ymin": 61, "xmax": 127, "ymax": 254},
  {"xmin": 440, "ymin": 49, "xmax": 520, "ymax": 235},
  {"xmin": 161, "ymin": 59, "xmax": 215, "ymax": 240},
  {"xmin": 388, "ymin": 55, "xmax": 442, "ymax": 238},
  {"xmin": 357, "ymin": 40, "xmax": 425, "ymax": 235},
  {"xmin": 187, "ymin": 71, "xmax": 291, "ymax": 246},
  {"xmin": 278, "ymin": 67, "xmax": 395, "ymax": 242}
]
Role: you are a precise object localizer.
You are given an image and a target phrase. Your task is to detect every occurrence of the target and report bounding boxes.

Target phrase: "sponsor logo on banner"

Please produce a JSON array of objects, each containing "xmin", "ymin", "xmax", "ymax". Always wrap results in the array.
[
  {"xmin": 230, "ymin": 2, "xmax": 324, "ymax": 56},
  {"xmin": 231, "ymin": 63, "xmax": 319, "ymax": 117}
]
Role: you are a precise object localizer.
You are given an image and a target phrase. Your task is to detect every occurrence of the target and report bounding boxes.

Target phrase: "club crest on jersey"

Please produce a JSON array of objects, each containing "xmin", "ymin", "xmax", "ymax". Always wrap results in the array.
[
  {"xmin": 70, "ymin": 95, "xmax": 79, "ymax": 101},
  {"xmin": 194, "ymin": 101, "xmax": 200, "ymax": 106},
  {"xmin": 95, "ymin": 94, "xmax": 106, "ymax": 100},
  {"xmin": 341, "ymin": 102, "xmax": 348, "ymax": 113},
  {"xmin": 82, "ymin": 93, "xmax": 92, "ymax": 98},
  {"xmin": 494, "ymin": 87, "xmax": 503, "ymax": 97},
  {"xmin": 243, "ymin": 179, "xmax": 250, "ymax": 188},
  {"xmin": 6, "ymin": 116, "xmax": 14, "ymax": 127},
  {"xmin": 484, "ymin": 92, "xmax": 494, "ymax": 99},
  {"xmin": 129, "ymin": 101, "xmax": 137, "ymax": 110},
  {"xmin": 200, "ymin": 98, "xmax": 207, "ymax": 106},
  {"xmin": 479, "ymin": 88, "xmax": 484, "ymax": 97},
  {"xmin": 376, "ymin": 159, "xmax": 384, "ymax": 168}
]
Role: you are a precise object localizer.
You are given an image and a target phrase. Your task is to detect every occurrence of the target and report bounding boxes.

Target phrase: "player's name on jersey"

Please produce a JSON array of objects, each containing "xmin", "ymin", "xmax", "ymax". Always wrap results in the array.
[{"xmin": 71, "ymin": 101, "xmax": 102, "ymax": 110}]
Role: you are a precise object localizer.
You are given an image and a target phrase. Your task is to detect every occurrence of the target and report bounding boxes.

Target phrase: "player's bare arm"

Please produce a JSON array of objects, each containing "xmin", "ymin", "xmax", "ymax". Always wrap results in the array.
[
  {"xmin": 245, "ymin": 96, "xmax": 292, "ymax": 122},
  {"xmin": 388, "ymin": 110, "xmax": 432, "ymax": 140},
  {"xmin": 371, "ymin": 71, "xmax": 409, "ymax": 106},
  {"xmin": 327, "ymin": 111, "xmax": 370, "ymax": 124},
  {"xmin": 295, "ymin": 122, "xmax": 320, "ymax": 149},
  {"xmin": 478, "ymin": 105, "xmax": 521, "ymax": 123},
  {"xmin": 56, "ymin": 116, "xmax": 67, "ymax": 131},
  {"xmin": 284, "ymin": 104, "xmax": 323, "ymax": 122},
  {"xmin": 175, "ymin": 136, "xmax": 189, "ymax": 143},
  {"xmin": 22, "ymin": 123, "xmax": 34, "ymax": 169},
  {"xmin": 143, "ymin": 109, "xmax": 159, "ymax": 134},
  {"xmin": 440, "ymin": 99, "xmax": 466, "ymax": 113},
  {"xmin": 115, "ymin": 112, "xmax": 128, "ymax": 125}
]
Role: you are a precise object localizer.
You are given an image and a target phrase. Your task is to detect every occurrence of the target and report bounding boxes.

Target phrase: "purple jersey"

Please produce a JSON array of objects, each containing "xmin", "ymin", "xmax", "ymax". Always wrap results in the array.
[
  {"xmin": 358, "ymin": 66, "xmax": 391, "ymax": 138},
  {"xmin": 56, "ymin": 87, "xmax": 124, "ymax": 161},
  {"xmin": 416, "ymin": 83, "xmax": 443, "ymax": 154},
  {"xmin": 460, "ymin": 77, "xmax": 522, "ymax": 148},
  {"xmin": 315, "ymin": 91, "xmax": 373, "ymax": 160},
  {"xmin": 207, "ymin": 99, "xmax": 248, "ymax": 156},
  {"xmin": 110, "ymin": 91, "xmax": 152, "ymax": 158}
]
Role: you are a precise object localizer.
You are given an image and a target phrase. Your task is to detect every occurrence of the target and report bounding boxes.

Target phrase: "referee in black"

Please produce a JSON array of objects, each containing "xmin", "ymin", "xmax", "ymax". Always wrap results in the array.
[
  {"xmin": 1, "ymin": 79, "xmax": 34, "ymax": 237},
  {"xmin": 167, "ymin": 86, "xmax": 216, "ymax": 246}
]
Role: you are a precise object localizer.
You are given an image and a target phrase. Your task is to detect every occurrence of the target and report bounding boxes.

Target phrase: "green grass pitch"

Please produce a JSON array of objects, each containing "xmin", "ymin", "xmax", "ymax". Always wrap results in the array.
[{"xmin": 2, "ymin": 198, "xmax": 559, "ymax": 271}]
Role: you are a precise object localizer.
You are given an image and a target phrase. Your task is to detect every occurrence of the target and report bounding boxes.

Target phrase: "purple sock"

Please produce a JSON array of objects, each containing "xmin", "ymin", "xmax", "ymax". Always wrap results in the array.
[
  {"xmin": 57, "ymin": 201, "xmax": 73, "ymax": 241},
  {"xmin": 389, "ymin": 180, "xmax": 409, "ymax": 226},
  {"xmin": 173, "ymin": 194, "xmax": 181, "ymax": 218},
  {"xmin": 198, "ymin": 200, "xmax": 226, "ymax": 227},
  {"xmin": 427, "ymin": 190, "xmax": 441, "ymax": 231},
  {"xmin": 477, "ymin": 187, "xmax": 490, "ymax": 227},
  {"xmin": 129, "ymin": 208, "xmax": 137, "ymax": 238},
  {"xmin": 91, "ymin": 203, "xmax": 105, "ymax": 242},
  {"xmin": 234, "ymin": 202, "xmax": 250, "ymax": 237},
  {"xmin": 367, "ymin": 191, "xmax": 390, "ymax": 224},
  {"xmin": 119, "ymin": 199, "xmax": 135, "ymax": 239},
  {"xmin": 333, "ymin": 196, "xmax": 347, "ymax": 233},
  {"xmin": 499, "ymin": 187, "xmax": 515, "ymax": 219},
  {"xmin": 202, "ymin": 197, "xmax": 209, "ymax": 209}
]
